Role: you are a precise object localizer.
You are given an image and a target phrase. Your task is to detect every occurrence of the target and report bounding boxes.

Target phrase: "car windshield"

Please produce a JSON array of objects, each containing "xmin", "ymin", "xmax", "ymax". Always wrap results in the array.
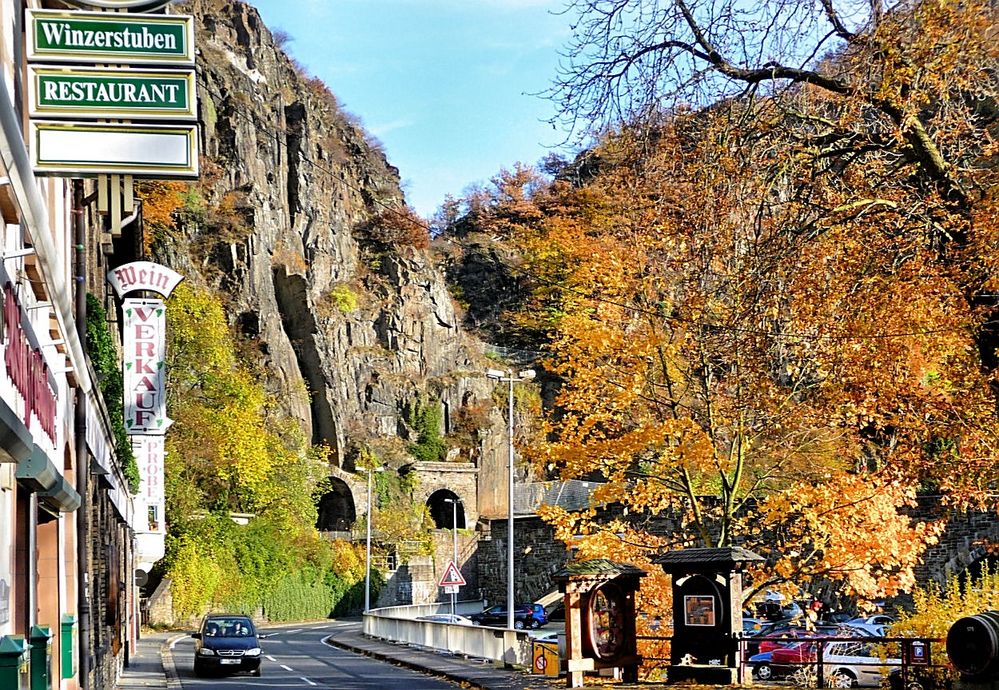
[{"xmin": 205, "ymin": 618, "xmax": 254, "ymax": 637}]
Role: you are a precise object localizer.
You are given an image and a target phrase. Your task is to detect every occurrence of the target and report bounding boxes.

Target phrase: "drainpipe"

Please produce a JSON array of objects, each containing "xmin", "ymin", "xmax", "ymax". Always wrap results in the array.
[{"xmin": 73, "ymin": 179, "xmax": 91, "ymax": 690}]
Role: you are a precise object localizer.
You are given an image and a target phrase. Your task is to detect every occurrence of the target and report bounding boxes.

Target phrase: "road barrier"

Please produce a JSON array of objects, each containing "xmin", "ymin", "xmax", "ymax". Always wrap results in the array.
[{"xmin": 363, "ymin": 601, "xmax": 536, "ymax": 667}]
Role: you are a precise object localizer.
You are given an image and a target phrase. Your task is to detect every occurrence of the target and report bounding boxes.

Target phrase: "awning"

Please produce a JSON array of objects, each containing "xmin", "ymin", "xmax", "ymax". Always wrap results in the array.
[{"xmin": 15, "ymin": 449, "xmax": 81, "ymax": 513}]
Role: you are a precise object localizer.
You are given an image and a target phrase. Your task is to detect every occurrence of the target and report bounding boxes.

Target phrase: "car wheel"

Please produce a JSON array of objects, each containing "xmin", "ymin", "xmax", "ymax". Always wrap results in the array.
[
  {"xmin": 830, "ymin": 671, "xmax": 856, "ymax": 688},
  {"xmin": 514, "ymin": 620, "xmax": 525, "ymax": 630},
  {"xmin": 530, "ymin": 620, "xmax": 540, "ymax": 629},
  {"xmin": 755, "ymin": 664, "xmax": 773, "ymax": 681}
]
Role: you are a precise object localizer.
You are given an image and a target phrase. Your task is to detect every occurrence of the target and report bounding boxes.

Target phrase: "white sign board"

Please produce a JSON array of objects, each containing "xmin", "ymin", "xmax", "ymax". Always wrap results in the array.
[
  {"xmin": 30, "ymin": 120, "xmax": 199, "ymax": 178},
  {"xmin": 133, "ymin": 435, "xmax": 165, "ymax": 506},
  {"xmin": 122, "ymin": 299, "xmax": 172, "ymax": 435}
]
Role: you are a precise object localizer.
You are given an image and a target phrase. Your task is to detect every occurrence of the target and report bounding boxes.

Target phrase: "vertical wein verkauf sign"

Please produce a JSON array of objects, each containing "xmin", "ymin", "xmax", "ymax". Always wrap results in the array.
[{"xmin": 122, "ymin": 299, "xmax": 171, "ymax": 435}]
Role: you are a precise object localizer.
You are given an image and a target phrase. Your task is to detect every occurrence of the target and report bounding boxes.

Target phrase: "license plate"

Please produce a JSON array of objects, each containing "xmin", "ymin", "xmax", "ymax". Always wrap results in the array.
[{"xmin": 220, "ymin": 659, "xmax": 240, "ymax": 665}]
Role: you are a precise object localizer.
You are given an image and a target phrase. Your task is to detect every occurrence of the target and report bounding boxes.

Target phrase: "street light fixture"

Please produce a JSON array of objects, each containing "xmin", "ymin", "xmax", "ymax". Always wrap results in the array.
[
  {"xmin": 364, "ymin": 465, "xmax": 386, "ymax": 613},
  {"xmin": 443, "ymin": 497, "xmax": 462, "ymax": 616},
  {"xmin": 486, "ymin": 367, "xmax": 535, "ymax": 629}
]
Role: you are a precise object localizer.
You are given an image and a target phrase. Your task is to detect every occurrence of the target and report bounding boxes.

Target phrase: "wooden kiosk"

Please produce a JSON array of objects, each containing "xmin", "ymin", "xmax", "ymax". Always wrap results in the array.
[
  {"xmin": 554, "ymin": 559, "xmax": 647, "ymax": 688},
  {"xmin": 655, "ymin": 547, "xmax": 765, "ymax": 685}
]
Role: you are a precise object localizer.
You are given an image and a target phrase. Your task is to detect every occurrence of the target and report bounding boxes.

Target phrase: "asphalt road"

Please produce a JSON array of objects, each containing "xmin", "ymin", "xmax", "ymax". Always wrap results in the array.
[{"xmin": 171, "ymin": 620, "xmax": 459, "ymax": 689}]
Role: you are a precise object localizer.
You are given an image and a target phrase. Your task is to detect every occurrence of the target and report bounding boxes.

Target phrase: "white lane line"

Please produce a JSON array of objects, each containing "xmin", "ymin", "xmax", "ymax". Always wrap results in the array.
[
  {"xmin": 281, "ymin": 664, "xmax": 294, "ymax": 672},
  {"xmin": 266, "ymin": 655, "xmax": 277, "ymax": 661},
  {"xmin": 301, "ymin": 678, "xmax": 317, "ymax": 686},
  {"xmin": 287, "ymin": 629, "xmax": 303, "ymax": 634}
]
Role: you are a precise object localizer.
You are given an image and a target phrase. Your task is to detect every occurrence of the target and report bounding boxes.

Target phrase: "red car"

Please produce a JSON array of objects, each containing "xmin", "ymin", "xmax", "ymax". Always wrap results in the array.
[
  {"xmin": 758, "ymin": 629, "xmax": 818, "ymax": 654},
  {"xmin": 770, "ymin": 642, "xmax": 816, "ymax": 665}
]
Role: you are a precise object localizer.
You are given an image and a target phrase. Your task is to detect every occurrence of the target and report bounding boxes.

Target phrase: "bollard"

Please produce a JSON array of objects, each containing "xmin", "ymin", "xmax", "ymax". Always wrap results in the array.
[
  {"xmin": 28, "ymin": 626, "xmax": 52, "ymax": 690},
  {"xmin": 60, "ymin": 615, "xmax": 76, "ymax": 680},
  {"xmin": 0, "ymin": 635, "xmax": 29, "ymax": 690}
]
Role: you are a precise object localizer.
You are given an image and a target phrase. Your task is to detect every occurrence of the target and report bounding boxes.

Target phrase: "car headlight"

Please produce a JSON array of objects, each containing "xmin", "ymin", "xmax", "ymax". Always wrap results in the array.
[
  {"xmin": 244, "ymin": 648, "xmax": 261, "ymax": 657},
  {"xmin": 197, "ymin": 648, "xmax": 216, "ymax": 656}
]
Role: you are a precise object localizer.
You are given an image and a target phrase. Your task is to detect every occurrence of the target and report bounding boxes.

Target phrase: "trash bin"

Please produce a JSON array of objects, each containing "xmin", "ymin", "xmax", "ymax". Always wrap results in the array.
[
  {"xmin": 28, "ymin": 626, "xmax": 52, "ymax": 690},
  {"xmin": 0, "ymin": 635, "xmax": 29, "ymax": 690},
  {"xmin": 60, "ymin": 615, "xmax": 76, "ymax": 680}
]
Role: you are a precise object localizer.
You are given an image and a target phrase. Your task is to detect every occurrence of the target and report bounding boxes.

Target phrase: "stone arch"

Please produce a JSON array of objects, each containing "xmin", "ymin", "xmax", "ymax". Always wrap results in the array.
[
  {"xmin": 316, "ymin": 477, "xmax": 356, "ymax": 532},
  {"xmin": 426, "ymin": 489, "xmax": 466, "ymax": 529},
  {"xmin": 919, "ymin": 505, "xmax": 999, "ymax": 585},
  {"xmin": 959, "ymin": 548, "xmax": 998, "ymax": 589}
]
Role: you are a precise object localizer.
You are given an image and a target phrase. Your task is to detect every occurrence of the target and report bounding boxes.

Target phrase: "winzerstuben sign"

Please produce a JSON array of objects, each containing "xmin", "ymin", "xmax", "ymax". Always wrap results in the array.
[
  {"xmin": 28, "ymin": 66, "xmax": 196, "ymax": 120},
  {"xmin": 27, "ymin": 10, "xmax": 195, "ymax": 66}
]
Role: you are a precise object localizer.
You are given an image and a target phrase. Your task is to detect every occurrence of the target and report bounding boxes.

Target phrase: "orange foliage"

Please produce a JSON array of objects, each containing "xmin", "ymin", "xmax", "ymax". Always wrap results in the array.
[{"xmin": 448, "ymin": 14, "xmax": 999, "ymax": 607}]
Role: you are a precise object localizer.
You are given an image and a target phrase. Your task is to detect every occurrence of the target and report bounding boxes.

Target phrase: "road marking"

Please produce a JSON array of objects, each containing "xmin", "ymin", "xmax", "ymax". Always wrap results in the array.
[
  {"xmin": 266, "ymin": 655, "xmax": 277, "ymax": 661},
  {"xmin": 301, "ymin": 678, "xmax": 317, "ymax": 686},
  {"xmin": 288, "ymin": 628, "xmax": 303, "ymax": 634},
  {"xmin": 281, "ymin": 665, "xmax": 294, "ymax": 672}
]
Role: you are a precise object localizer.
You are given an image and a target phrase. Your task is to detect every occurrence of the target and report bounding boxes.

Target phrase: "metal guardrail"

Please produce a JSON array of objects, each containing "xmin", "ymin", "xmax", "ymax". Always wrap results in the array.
[{"xmin": 362, "ymin": 601, "xmax": 536, "ymax": 667}]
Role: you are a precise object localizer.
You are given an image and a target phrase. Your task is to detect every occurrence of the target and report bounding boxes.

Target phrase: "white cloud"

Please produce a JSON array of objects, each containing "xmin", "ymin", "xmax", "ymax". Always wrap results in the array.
[{"xmin": 369, "ymin": 118, "xmax": 415, "ymax": 137}]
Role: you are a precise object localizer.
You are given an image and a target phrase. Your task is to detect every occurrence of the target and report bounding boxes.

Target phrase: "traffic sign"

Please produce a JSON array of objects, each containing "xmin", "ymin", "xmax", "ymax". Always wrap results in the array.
[{"xmin": 438, "ymin": 560, "xmax": 466, "ymax": 588}]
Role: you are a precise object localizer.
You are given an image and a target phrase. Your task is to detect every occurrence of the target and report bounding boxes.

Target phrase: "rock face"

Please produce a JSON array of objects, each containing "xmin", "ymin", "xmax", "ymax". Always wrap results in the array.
[{"xmin": 161, "ymin": 0, "xmax": 509, "ymax": 523}]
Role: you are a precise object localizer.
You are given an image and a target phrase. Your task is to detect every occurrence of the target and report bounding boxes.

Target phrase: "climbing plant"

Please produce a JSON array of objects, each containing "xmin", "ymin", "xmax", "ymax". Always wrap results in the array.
[{"xmin": 85, "ymin": 293, "xmax": 139, "ymax": 493}]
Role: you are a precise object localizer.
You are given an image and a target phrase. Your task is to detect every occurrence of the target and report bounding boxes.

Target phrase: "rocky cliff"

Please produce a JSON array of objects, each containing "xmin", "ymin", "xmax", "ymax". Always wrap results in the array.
[{"xmin": 157, "ymin": 0, "xmax": 512, "ymax": 518}]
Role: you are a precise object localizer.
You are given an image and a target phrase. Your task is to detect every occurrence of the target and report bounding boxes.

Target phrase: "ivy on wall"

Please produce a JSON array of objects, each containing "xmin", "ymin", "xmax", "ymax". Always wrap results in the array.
[{"xmin": 85, "ymin": 293, "xmax": 140, "ymax": 493}]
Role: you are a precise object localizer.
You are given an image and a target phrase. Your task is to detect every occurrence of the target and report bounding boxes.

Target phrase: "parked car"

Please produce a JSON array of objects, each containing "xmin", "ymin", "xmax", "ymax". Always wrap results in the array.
[
  {"xmin": 849, "ymin": 615, "xmax": 895, "ymax": 627},
  {"xmin": 416, "ymin": 614, "xmax": 474, "ymax": 625},
  {"xmin": 750, "ymin": 641, "xmax": 816, "ymax": 680},
  {"xmin": 191, "ymin": 613, "xmax": 266, "ymax": 677},
  {"xmin": 526, "ymin": 603, "xmax": 549, "ymax": 628},
  {"xmin": 757, "ymin": 628, "xmax": 818, "ymax": 654},
  {"xmin": 823, "ymin": 641, "xmax": 901, "ymax": 687},
  {"xmin": 469, "ymin": 604, "xmax": 539, "ymax": 629}
]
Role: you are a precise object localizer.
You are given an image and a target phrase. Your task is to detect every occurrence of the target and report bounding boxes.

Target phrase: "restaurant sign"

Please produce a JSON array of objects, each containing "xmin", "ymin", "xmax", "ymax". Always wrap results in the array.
[
  {"xmin": 27, "ymin": 9, "xmax": 194, "ymax": 66},
  {"xmin": 28, "ymin": 66, "xmax": 196, "ymax": 120},
  {"xmin": 122, "ymin": 299, "xmax": 171, "ymax": 435},
  {"xmin": 30, "ymin": 120, "xmax": 199, "ymax": 178}
]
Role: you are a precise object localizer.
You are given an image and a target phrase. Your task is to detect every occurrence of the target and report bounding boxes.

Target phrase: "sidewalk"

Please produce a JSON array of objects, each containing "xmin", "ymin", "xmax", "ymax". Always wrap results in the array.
[{"xmin": 114, "ymin": 630, "xmax": 180, "ymax": 690}]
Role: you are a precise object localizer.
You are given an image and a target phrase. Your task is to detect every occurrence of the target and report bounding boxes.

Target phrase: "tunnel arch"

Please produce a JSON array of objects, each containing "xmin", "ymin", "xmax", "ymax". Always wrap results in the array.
[
  {"xmin": 427, "ymin": 489, "xmax": 466, "ymax": 530},
  {"xmin": 316, "ymin": 477, "xmax": 356, "ymax": 532}
]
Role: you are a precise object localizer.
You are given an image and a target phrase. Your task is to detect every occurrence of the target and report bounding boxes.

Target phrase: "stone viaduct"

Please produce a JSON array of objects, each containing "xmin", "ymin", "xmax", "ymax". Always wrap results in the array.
[{"xmin": 317, "ymin": 466, "xmax": 998, "ymax": 610}]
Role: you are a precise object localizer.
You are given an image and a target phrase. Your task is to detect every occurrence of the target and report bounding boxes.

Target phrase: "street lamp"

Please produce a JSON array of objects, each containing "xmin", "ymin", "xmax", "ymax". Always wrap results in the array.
[
  {"xmin": 443, "ymin": 497, "xmax": 462, "ymax": 616},
  {"xmin": 486, "ymin": 367, "xmax": 535, "ymax": 629},
  {"xmin": 364, "ymin": 465, "xmax": 386, "ymax": 613}
]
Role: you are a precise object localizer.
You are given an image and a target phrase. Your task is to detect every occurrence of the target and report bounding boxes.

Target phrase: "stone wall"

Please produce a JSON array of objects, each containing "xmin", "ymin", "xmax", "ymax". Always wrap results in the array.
[{"xmin": 476, "ymin": 516, "xmax": 572, "ymax": 606}]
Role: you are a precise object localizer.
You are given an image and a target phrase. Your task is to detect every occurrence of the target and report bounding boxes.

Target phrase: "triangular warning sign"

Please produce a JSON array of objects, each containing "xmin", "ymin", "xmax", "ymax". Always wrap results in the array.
[{"xmin": 438, "ymin": 560, "xmax": 466, "ymax": 587}]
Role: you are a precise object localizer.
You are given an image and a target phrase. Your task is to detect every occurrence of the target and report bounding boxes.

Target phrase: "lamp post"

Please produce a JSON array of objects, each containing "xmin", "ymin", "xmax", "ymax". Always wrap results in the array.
[
  {"xmin": 486, "ymin": 367, "xmax": 535, "ymax": 630},
  {"xmin": 364, "ymin": 465, "xmax": 386, "ymax": 613},
  {"xmin": 444, "ymin": 497, "xmax": 462, "ymax": 616}
]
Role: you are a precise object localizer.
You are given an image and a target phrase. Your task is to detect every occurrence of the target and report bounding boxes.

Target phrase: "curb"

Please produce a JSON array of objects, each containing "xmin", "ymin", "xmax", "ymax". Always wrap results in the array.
[
  {"xmin": 324, "ymin": 634, "xmax": 503, "ymax": 690},
  {"xmin": 161, "ymin": 633, "xmax": 186, "ymax": 689}
]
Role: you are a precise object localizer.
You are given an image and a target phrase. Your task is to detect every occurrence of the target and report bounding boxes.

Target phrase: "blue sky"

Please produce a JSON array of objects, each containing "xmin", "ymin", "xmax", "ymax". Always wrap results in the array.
[{"xmin": 247, "ymin": 0, "xmax": 572, "ymax": 218}]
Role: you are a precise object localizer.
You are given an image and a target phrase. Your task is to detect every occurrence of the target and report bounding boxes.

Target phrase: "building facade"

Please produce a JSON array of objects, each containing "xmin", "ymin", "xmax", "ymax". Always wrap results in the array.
[{"xmin": 0, "ymin": 1, "xmax": 147, "ymax": 688}]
